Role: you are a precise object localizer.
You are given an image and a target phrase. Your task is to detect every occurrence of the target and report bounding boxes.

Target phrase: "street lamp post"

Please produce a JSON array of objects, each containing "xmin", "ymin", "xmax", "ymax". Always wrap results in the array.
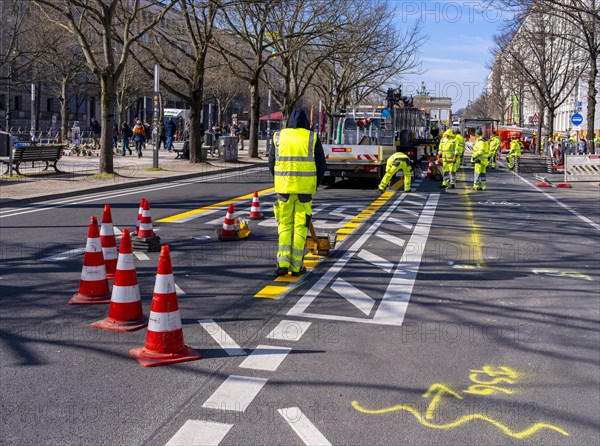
[
  {"xmin": 266, "ymin": 89, "xmax": 272, "ymax": 156},
  {"xmin": 5, "ymin": 61, "xmax": 11, "ymax": 132},
  {"xmin": 153, "ymin": 63, "xmax": 159, "ymax": 169}
]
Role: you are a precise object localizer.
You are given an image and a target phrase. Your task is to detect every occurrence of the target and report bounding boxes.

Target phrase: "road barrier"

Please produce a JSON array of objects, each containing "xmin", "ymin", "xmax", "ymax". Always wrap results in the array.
[{"xmin": 564, "ymin": 155, "xmax": 600, "ymax": 183}]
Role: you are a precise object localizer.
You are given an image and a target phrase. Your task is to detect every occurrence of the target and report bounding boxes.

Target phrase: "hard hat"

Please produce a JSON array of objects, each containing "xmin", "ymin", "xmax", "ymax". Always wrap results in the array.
[{"xmin": 476, "ymin": 128, "xmax": 483, "ymax": 136}]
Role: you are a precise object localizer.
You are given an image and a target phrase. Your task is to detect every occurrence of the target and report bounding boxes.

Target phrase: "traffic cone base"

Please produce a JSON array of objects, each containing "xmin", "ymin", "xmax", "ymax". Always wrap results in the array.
[
  {"xmin": 69, "ymin": 292, "xmax": 112, "ymax": 305},
  {"xmin": 130, "ymin": 245, "xmax": 201, "ymax": 367},
  {"xmin": 129, "ymin": 344, "xmax": 201, "ymax": 367},
  {"xmin": 92, "ymin": 315, "xmax": 149, "ymax": 332},
  {"xmin": 556, "ymin": 183, "xmax": 572, "ymax": 188},
  {"xmin": 536, "ymin": 181, "xmax": 552, "ymax": 187}
]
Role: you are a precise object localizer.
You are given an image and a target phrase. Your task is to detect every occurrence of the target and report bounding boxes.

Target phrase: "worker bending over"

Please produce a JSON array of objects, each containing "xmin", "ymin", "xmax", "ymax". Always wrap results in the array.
[
  {"xmin": 378, "ymin": 151, "xmax": 412, "ymax": 193},
  {"xmin": 269, "ymin": 109, "xmax": 326, "ymax": 277}
]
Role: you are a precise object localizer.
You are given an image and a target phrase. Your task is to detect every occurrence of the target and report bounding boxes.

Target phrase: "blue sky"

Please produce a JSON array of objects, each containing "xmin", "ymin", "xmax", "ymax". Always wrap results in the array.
[{"xmin": 395, "ymin": 1, "xmax": 512, "ymax": 111}]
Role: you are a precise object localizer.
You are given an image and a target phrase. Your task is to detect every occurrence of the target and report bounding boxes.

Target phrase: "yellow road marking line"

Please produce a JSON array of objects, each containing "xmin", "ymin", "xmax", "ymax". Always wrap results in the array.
[
  {"xmin": 458, "ymin": 172, "xmax": 485, "ymax": 267},
  {"xmin": 254, "ymin": 285, "xmax": 289, "ymax": 299},
  {"xmin": 255, "ymin": 178, "xmax": 405, "ymax": 299},
  {"xmin": 157, "ymin": 187, "xmax": 276, "ymax": 223}
]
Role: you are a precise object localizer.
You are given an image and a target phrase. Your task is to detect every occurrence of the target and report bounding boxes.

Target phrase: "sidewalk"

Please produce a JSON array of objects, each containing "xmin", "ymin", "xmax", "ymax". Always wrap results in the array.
[{"xmin": 0, "ymin": 141, "xmax": 270, "ymax": 206}]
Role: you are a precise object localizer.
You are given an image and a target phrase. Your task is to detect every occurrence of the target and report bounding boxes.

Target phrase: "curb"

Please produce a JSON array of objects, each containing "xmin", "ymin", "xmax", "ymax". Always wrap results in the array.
[{"xmin": 0, "ymin": 160, "xmax": 267, "ymax": 208}]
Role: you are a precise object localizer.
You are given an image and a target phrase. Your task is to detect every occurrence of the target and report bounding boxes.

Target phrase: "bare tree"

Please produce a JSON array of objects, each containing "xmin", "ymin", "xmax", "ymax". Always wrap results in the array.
[
  {"xmin": 116, "ymin": 59, "xmax": 151, "ymax": 125},
  {"xmin": 32, "ymin": 0, "xmax": 177, "ymax": 174},
  {"xmin": 213, "ymin": 0, "xmax": 283, "ymax": 158},
  {"xmin": 489, "ymin": 0, "xmax": 599, "ymax": 144},
  {"xmin": 135, "ymin": 0, "xmax": 221, "ymax": 163},
  {"xmin": 27, "ymin": 18, "xmax": 92, "ymax": 140},
  {"xmin": 494, "ymin": 9, "xmax": 586, "ymax": 139},
  {"xmin": 259, "ymin": 0, "xmax": 346, "ymax": 124},
  {"xmin": 311, "ymin": 1, "xmax": 423, "ymax": 143}
]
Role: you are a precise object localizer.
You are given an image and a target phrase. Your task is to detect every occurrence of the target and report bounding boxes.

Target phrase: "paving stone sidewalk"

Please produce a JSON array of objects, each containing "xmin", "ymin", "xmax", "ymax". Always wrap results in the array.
[{"xmin": 0, "ymin": 142, "xmax": 269, "ymax": 205}]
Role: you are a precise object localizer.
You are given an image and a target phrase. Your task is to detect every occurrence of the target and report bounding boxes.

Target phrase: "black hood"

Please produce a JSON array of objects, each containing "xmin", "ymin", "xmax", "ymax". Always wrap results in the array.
[{"xmin": 287, "ymin": 109, "xmax": 310, "ymax": 130}]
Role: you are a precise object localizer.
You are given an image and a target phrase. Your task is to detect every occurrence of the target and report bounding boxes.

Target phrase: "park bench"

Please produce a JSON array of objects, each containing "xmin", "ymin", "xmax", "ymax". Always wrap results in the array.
[{"xmin": 1, "ymin": 145, "xmax": 64, "ymax": 175}]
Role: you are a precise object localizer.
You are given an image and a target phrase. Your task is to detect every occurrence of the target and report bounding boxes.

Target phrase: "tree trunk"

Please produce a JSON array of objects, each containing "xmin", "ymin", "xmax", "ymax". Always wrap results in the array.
[
  {"xmin": 548, "ymin": 108, "xmax": 556, "ymax": 143},
  {"xmin": 189, "ymin": 93, "xmax": 204, "ymax": 163},
  {"xmin": 60, "ymin": 78, "xmax": 69, "ymax": 141},
  {"xmin": 248, "ymin": 79, "xmax": 260, "ymax": 158},
  {"xmin": 99, "ymin": 76, "xmax": 116, "ymax": 174},
  {"xmin": 586, "ymin": 58, "xmax": 597, "ymax": 143}
]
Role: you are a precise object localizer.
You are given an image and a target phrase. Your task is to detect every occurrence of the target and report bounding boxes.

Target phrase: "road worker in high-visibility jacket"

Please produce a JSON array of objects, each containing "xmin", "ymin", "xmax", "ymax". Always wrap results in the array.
[
  {"xmin": 471, "ymin": 128, "xmax": 489, "ymax": 190},
  {"xmin": 269, "ymin": 109, "xmax": 326, "ymax": 277},
  {"xmin": 378, "ymin": 151, "xmax": 412, "ymax": 193},
  {"xmin": 439, "ymin": 129, "xmax": 457, "ymax": 188},
  {"xmin": 453, "ymin": 129, "xmax": 465, "ymax": 173},
  {"xmin": 507, "ymin": 136, "xmax": 523, "ymax": 170},
  {"xmin": 488, "ymin": 131, "xmax": 501, "ymax": 169}
]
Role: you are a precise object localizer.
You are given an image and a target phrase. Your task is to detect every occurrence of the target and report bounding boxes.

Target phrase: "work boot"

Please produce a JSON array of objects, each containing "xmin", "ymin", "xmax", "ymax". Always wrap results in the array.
[
  {"xmin": 291, "ymin": 267, "xmax": 307, "ymax": 277},
  {"xmin": 439, "ymin": 183, "xmax": 448, "ymax": 188},
  {"xmin": 275, "ymin": 267, "xmax": 288, "ymax": 277},
  {"xmin": 449, "ymin": 184, "xmax": 455, "ymax": 189}
]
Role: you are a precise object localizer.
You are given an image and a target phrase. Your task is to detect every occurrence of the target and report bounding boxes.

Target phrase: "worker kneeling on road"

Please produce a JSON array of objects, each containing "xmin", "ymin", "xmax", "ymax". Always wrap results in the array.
[
  {"xmin": 507, "ymin": 135, "xmax": 523, "ymax": 171},
  {"xmin": 378, "ymin": 151, "xmax": 412, "ymax": 193},
  {"xmin": 471, "ymin": 128, "xmax": 489, "ymax": 190},
  {"xmin": 439, "ymin": 129, "xmax": 457, "ymax": 188},
  {"xmin": 269, "ymin": 109, "xmax": 326, "ymax": 278}
]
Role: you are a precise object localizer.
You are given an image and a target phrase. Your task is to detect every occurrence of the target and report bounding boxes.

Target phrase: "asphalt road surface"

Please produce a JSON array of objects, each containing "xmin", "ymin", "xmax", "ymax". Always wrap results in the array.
[{"xmin": 1, "ymin": 163, "xmax": 599, "ymax": 445}]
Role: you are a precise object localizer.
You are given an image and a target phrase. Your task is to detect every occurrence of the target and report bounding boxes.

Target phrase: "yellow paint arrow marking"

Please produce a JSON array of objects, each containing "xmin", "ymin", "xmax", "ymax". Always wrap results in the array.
[{"xmin": 423, "ymin": 384, "xmax": 463, "ymax": 420}]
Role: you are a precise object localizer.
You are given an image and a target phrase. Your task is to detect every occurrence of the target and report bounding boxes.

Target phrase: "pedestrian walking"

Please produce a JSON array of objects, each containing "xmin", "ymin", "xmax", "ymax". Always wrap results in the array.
[
  {"xmin": 578, "ymin": 137, "xmax": 587, "ymax": 155},
  {"xmin": 121, "ymin": 122, "xmax": 133, "ymax": 155},
  {"xmin": 269, "ymin": 109, "xmax": 326, "ymax": 277},
  {"xmin": 112, "ymin": 122, "xmax": 119, "ymax": 152},
  {"xmin": 90, "ymin": 118, "xmax": 101, "ymax": 150},
  {"xmin": 157, "ymin": 120, "xmax": 166, "ymax": 150},
  {"xmin": 133, "ymin": 120, "xmax": 146, "ymax": 158},
  {"xmin": 165, "ymin": 118, "xmax": 177, "ymax": 152}
]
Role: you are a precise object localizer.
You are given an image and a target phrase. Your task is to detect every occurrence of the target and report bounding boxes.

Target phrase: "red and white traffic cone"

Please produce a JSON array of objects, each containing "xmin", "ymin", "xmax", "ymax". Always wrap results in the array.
[
  {"xmin": 69, "ymin": 216, "xmax": 111, "ymax": 305},
  {"xmin": 92, "ymin": 229, "xmax": 148, "ymax": 331},
  {"xmin": 130, "ymin": 245, "xmax": 201, "ymax": 367},
  {"xmin": 132, "ymin": 199, "xmax": 161, "ymax": 251},
  {"xmin": 426, "ymin": 158, "xmax": 433, "ymax": 178},
  {"xmin": 249, "ymin": 191, "xmax": 264, "ymax": 220},
  {"xmin": 100, "ymin": 204, "xmax": 118, "ymax": 279},
  {"xmin": 216, "ymin": 203, "xmax": 238, "ymax": 241},
  {"xmin": 134, "ymin": 198, "xmax": 145, "ymax": 236}
]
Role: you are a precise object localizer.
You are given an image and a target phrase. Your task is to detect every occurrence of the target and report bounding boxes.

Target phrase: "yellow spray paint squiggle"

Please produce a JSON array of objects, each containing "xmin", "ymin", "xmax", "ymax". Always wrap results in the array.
[{"xmin": 351, "ymin": 401, "xmax": 569, "ymax": 439}]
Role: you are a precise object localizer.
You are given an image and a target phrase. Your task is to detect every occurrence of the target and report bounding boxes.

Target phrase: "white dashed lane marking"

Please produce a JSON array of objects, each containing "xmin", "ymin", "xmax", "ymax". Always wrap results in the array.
[
  {"xmin": 238, "ymin": 345, "xmax": 292, "ymax": 371},
  {"xmin": 165, "ymin": 420, "xmax": 233, "ymax": 446},
  {"xmin": 202, "ymin": 375, "xmax": 268, "ymax": 412},
  {"xmin": 278, "ymin": 407, "xmax": 332, "ymax": 446},
  {"xmin": 197, "ymin": 319, "xmax": 246, "ymax": 356}
]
